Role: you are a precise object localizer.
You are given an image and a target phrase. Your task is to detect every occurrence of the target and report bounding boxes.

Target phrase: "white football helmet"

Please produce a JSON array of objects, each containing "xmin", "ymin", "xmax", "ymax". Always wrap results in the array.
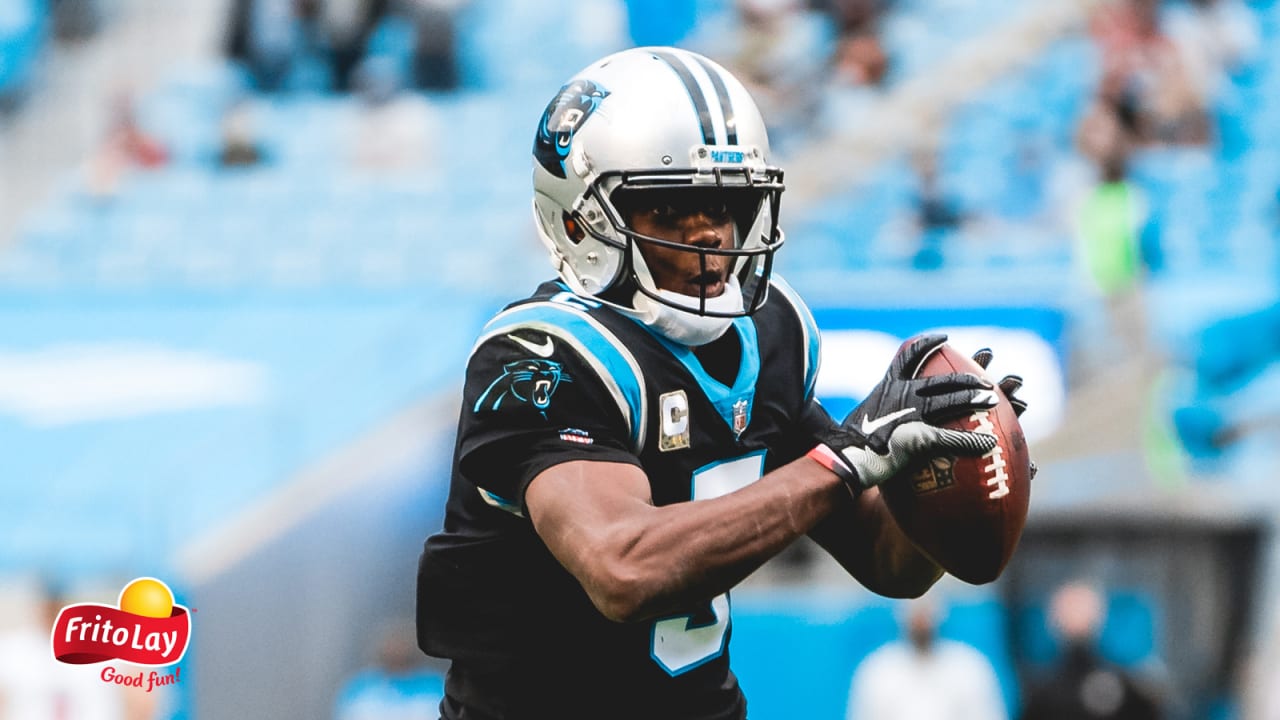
[{"xmin": 531, "ymin": 46, "xmax": 785, "ymax": 346}]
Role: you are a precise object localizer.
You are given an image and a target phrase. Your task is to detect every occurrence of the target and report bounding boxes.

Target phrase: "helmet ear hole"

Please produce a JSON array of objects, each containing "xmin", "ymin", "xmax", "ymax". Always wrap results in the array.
[{"xmin": 562, "ymin": 212, "xmax": 585, "ymax": 244}]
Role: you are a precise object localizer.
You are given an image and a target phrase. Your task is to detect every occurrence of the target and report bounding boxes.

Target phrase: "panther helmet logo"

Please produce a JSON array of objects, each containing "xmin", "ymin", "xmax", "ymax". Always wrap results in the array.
[
  {"xmin": 475, "ymin": 359, "xmax": 571, "ymax": 415},
  {"xmin": 534, "ymin": 79, "xmax": 610, "ymax": 179}
]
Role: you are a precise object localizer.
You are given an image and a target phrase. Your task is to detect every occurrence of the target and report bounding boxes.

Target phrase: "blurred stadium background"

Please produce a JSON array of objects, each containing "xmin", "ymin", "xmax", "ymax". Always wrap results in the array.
[{"xmin": 1, "ymin": 0, "xmax": 1278, "ymax": 717}]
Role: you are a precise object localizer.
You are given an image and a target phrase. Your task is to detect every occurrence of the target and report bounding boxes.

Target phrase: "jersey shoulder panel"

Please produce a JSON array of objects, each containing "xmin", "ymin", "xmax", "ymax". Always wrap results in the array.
[
  {"xmin": 472, "ymin": 288, "xmax": 650, "ymax": 453},
  {"xmin": 766, "ymin": 274, "xmax": 821, "ymax": 402}
]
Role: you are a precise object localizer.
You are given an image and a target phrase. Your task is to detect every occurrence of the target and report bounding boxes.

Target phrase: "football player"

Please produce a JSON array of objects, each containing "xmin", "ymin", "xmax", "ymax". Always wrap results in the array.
[{"xmin": 417, "ymin": 46, "xmax": 1022, "ymax": 720}]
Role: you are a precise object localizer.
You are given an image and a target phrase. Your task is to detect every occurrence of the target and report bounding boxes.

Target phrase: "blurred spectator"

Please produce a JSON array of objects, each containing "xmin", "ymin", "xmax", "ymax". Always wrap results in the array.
[
  {"xmin": 319, "ymin": 0, "xmax": 391, "ymax": 92},
  {"xmin": 823, "ymin": 0, "xmax": 891, "ymax": 38},
  {"xmin": 688, "ymin": 0, "xmax": 833, "ymax": 151},
  {"xmin": 225, "ymin": 0, "xmax": 391, "ymax": 93},
  {"xmin": 846, "ymin": 597, "xmax": 1007, "ymax": 720},
  {"xmin": 1019, "ymin": 581, "xmax": 1163, "ymax": 720},
  {"xmin": 1166, "ymin": 0, "xmax": 1259, "ymax": 107},
  {"xmin": 1088, "ymin": 0, "xmax": 1208, "ymax": 147},
  {"xmin": 0, "ymin": 581, "xmax": 155, "ymax": 720},
  {"xmin": 833, "ymin": 32, "xmax": 887, "ymax": 90},
  {"xmin": 334, "ymin": 619, "xmax": 444, "ymax": 720},
  {"xmin": 819, "ymin": 31, "xmax": 888, "ymax": 136},
  {"xmin": 225, "ymin": 0, "xmax": 307, "ymax": 91},
  {"xmin": 910, "ymin": 146, "xmax": 969, "ymax": 271},
  {"xmin": 217, "ymin": 99, "xmax": 268, "ymax": 168},
  {"xmin": 348, "ymin": 55, "xmax": 436, "ymax": 173},
  {"xmin": 1071, "ymin": 77, "xmax": 1159, "ymax": 372},
  {"xmin": 398, "ymin": 0, "xmax": 462, "ymax": 92},
  {"xmin": 1077, "ymin": 74, "xmax": 1139, "ymax": 180},
  {"xmin": 84, "ymin": 91, "xmax": 168, "ymax": 200},
  {"xmin": 359, "ymin": 0, "xmax": 463, "ymax": 93},
  {"xmin": 1073, "ymin": 116, "xmax": 1149, "ymax": 299}
]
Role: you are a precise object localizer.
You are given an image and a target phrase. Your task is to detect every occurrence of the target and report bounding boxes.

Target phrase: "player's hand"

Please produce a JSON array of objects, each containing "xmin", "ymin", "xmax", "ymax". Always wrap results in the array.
[
  {"xmin": 971, "ymin": 348, "xmax": 1029, "ymax": 417},
  {"xmin": 810, "ymin": 334, "xmax": 998, "ymax": 493},
  {"xmin": 972, "ymin": 347, "xmax": 1036, "ymax": 479}
]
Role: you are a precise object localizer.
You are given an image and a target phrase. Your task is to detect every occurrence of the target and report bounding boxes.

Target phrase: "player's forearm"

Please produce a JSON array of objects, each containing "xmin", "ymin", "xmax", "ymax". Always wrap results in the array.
[
  {"xmin": 862, "ymin": 505, "xmax": 943, "ymax": 598},
  {"xmin": 812, "ymin": 488, "xmax": 942, "ymax": 598},
  {"xmin": 588, "ymin": 457, "xmax": 846, "ymax": 622}
]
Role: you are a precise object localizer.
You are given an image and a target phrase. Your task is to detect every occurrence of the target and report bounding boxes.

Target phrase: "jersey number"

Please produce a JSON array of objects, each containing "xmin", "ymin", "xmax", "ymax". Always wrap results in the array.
[{"xmin": 649, "ymin": 452, "xmax": 765, "ymax": 676}]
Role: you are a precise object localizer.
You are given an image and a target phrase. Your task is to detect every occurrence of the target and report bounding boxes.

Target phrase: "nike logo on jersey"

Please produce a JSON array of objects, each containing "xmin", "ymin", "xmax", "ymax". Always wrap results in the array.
[
  {"xmin": 507, "ymin": 334, "xmax": 554, "ymax": 358},
  {"xmin": 860, "ymin": 407, "xmax": 917, "ymax": 435}
]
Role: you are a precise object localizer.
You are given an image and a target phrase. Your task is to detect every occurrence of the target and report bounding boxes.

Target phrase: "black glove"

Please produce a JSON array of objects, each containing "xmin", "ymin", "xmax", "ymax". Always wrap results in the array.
[
  {"xmin": 810, "ymin": 334, "xmax": 999, "ymax": 493},
  {"xmin": 971, "ymin": 347, "xmax": 1036, "ymax": 479},
  {"xmin": 971, "ymin": 348, "xmax": 1028, "ymax": 417}
]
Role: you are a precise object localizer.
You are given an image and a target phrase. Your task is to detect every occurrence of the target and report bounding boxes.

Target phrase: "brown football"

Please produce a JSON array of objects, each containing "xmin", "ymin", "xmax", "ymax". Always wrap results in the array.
[{"xmin": 879, "ymin": 340, "xmax": 1032, "ymax": 584}]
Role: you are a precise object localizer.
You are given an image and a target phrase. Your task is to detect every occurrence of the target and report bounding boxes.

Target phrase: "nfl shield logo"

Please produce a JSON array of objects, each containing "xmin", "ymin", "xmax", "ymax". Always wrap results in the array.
[{"xmin": 732, "ymin": 399, "xmax": 749, "ymax": 438}]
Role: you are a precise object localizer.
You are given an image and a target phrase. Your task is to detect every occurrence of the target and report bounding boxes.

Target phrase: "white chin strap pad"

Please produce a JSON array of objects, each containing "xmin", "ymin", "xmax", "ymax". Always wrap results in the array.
[{"xmin": 631, "ymin": 275, "xmax": 744, "ymax": 347}]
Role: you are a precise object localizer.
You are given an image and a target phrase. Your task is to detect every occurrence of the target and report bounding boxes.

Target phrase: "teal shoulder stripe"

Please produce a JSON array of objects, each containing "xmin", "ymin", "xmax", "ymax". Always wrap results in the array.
[
  {"xmin": 474, "ymin": 302, "xmax": 648, "ymax": 453},
  {"xmin": 477, "ymin": 488, "xmax": 525, "ymax": 517},
  {"xmin": 770, "ymin": 275, "xmax": 821, "ymax": 401}
]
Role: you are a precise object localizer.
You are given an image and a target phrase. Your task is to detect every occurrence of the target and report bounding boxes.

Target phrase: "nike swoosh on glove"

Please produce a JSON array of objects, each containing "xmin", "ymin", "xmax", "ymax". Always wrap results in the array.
[{"xmin": 809, "ymin": 334, "xmax": 999, "ymax": 493}]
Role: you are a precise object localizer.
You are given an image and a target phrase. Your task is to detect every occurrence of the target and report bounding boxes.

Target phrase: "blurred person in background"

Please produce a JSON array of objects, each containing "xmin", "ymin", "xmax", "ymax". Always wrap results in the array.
[
  {"xmin": 1166, "ymin": 0, "xmax": 1259, "ymax": 109},
  {"xmin": 224, "ymin": 0, "xmax": 308, "ymax": 91},
  {"xmin": 358, "ymin": 0, "xmax": 465, "ymax": 93},
  {"xmin": 317, "ymin": 0, "xmax": 390, "ymax": 92},
  {"xmin": 821, "ymin": 0, "xmax": 892, "ymax": 39},
  {"xmin": 416, "ymin": 45, "xmax": 1027, "ymax": 720},
  {"xmin": 83, "ymin": 90, "xmax": 168, "ymax": 201},
  {"xmin": 348, "ymin": 55, "xmax": 435, "ymax": 174},
  {"xmin": 334, "ymin": 619, "xmax": 444, "ymax": 720},
  {"xmin": 1088, "ymin": 0, "xmax": 1208, "ymax": 147},
  {"xmin": 399, "ymin": 0, "xmax": 462, "ymax": 92},
  {"xmin": 817, "ymin": 0, "xmax": 890, "ymax": 129},
  {"xmin": 217, "ymin": 98, "xmax": 267, "ymax": 168},
  {"xmin": 909, "ymin": 145, "xmax": 971, "ymax": 271},
  {"xmin": 818, "ymin": 30, "xmax": 888, "ymax": 137},
  {"xmin": 846, "ymin": 596, "xmax": 1007, "ymax": 720},
  {"xmin": 225, "ymin": 0, "xmax": 389, "ymax": 92},
  {"xmin": 688, "ymin": 0, "xmax": 833, "ymax": 151},
  {"xmin": 1019, "ymin": 581, "xmax": 1163, "ymax": 720},
  {"xmin": 1071, "ymin": 73, "xmax": 1159, "ymax": 375}
]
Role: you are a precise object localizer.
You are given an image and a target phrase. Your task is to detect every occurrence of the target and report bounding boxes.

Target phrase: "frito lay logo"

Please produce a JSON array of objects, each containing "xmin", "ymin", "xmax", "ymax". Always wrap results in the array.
[{"xmin": 51, "ymin": 578, "xmax": 191, "ymax": 666}]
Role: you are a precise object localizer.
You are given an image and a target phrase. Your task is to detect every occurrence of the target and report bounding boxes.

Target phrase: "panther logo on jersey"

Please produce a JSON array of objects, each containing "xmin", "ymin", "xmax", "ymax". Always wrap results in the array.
[
  {"xmin": 475, "ymin": 359, "xmax": 571, "ymax": 415},
  {"xmin": 534, "ymin": 79, "xmax": 609, "ymax": 178}
]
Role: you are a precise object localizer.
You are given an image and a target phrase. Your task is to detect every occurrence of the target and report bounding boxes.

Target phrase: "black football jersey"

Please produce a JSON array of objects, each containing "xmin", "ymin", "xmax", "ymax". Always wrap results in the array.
[{"xmin": 417, "ymin": 277, "xmax": 823, "ymax": 720}]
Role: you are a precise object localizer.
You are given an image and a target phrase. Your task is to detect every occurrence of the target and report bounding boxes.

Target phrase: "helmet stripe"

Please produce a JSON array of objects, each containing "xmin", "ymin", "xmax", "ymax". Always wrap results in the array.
[
  {"xmin": 690, "ymin": 56, "xmax": 737, "ymax": 145},
  {"xmin": 651, "ymin": 49, "xmax": 716, "ymax": 146}
]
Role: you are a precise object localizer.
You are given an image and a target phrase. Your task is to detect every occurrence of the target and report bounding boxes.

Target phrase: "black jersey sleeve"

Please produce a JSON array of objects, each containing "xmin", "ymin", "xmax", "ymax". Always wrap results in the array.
[
  {"xmin": 761, "ymin": 276, "xmax": 828, "ymax": 464},
  {"xmin": 457, "ymin": 325, "xmax": 643, "ymax": 513}
]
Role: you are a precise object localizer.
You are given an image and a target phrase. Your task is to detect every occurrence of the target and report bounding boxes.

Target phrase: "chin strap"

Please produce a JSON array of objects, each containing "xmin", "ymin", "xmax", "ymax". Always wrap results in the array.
[{"xmin": 628, "ymin": 275, "xmax": 743, "ymax": 346}]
